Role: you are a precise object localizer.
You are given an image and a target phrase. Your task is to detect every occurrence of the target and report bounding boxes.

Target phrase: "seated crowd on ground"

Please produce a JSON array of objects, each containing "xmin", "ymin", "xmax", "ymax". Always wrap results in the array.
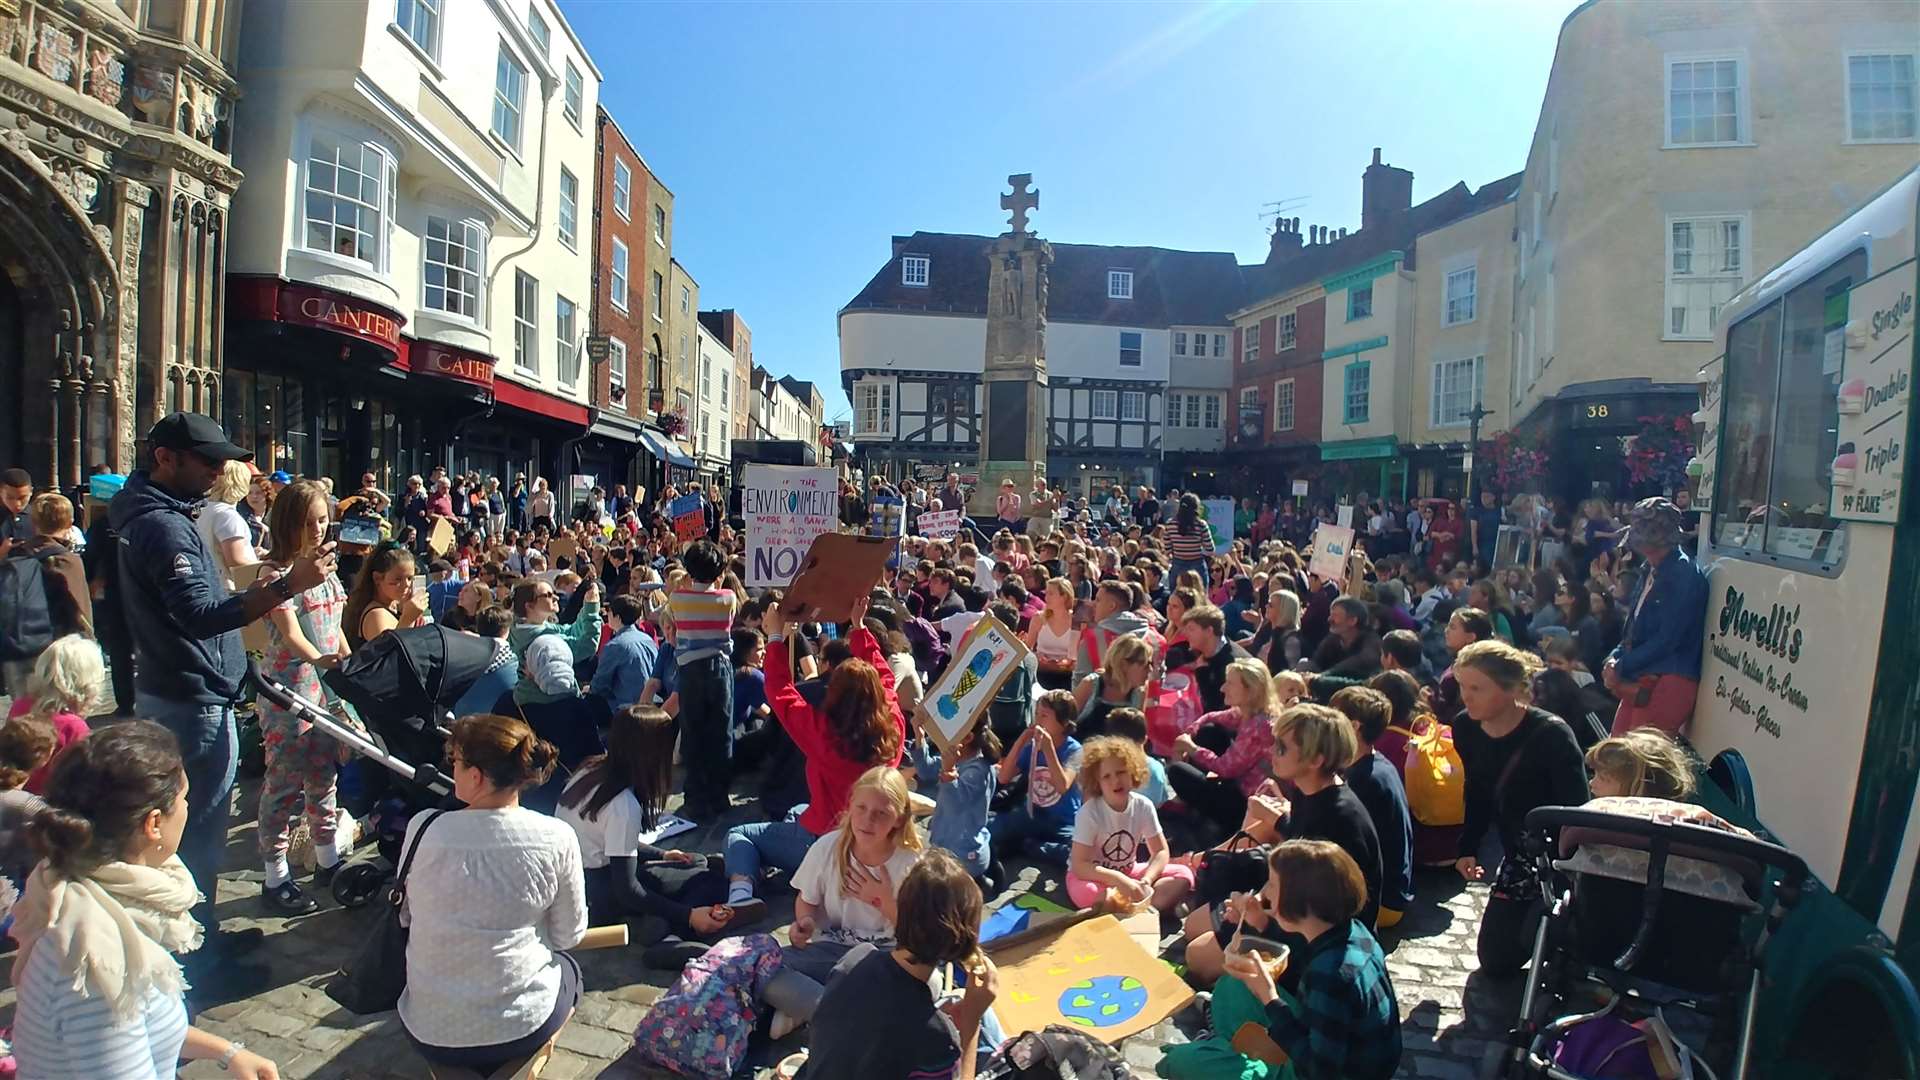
[{"xmin": 0, "ymin": 442, "xmax": 1716, "ymax": 1079}]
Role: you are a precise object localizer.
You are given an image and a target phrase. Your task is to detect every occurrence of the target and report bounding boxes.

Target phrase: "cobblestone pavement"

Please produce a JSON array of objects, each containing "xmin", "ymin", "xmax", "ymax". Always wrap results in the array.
[{"xmin": 0, "ymin": 767, "xmax": 1523, "ymax": 1079}]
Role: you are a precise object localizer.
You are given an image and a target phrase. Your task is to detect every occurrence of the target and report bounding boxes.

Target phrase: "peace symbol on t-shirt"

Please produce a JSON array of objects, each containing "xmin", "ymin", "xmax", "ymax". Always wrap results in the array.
[{"xmin": 1100, "ymin": 830, "xmax": 1137, "ymax": 867}]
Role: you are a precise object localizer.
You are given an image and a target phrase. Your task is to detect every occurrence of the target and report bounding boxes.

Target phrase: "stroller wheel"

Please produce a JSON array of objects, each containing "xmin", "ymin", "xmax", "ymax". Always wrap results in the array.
[{"xmin": 332, "ymin": 862, "xmax": 388, "ymax": 907}]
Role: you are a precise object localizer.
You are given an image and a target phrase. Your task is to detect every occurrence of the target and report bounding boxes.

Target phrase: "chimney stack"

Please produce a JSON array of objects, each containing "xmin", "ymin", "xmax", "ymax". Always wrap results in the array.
[
  {"xmin": 1360, "ymin": 147, "xmax": 1414, "ymax": 234},
  {"xmin": 1267, "ymin": 216, "xmax": 1304, "ymax": 264},
  {"xmin": 891, "ymin": 235, "xmax": 911, "ymax": 258}
]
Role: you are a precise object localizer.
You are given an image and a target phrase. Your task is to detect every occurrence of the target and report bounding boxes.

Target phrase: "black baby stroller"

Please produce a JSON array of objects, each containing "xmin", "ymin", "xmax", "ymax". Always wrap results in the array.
[
  {"xmin": 249, "ymin": 623, "xmax": 509, "ymax": 906},
  {"xmin": 1501, "ymin": 804, "xmax": 1810, "ymax": 1080}
]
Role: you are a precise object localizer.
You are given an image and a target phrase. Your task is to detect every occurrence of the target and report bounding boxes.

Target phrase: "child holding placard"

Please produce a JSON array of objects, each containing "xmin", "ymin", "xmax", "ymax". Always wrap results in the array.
[
  {"xmin": 909, "ymin": 712, "xmax": 1000, "ymax": 889},
  {"xmin": 990, "ymin": 690, "xmax": 1082, "ymax": 866}
]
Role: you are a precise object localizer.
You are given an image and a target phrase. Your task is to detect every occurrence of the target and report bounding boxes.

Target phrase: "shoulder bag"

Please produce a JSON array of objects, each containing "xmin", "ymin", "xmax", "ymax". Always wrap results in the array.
[{"xmin": 326, "ymin": 808, "xmax": 448, "ymax": 1014}]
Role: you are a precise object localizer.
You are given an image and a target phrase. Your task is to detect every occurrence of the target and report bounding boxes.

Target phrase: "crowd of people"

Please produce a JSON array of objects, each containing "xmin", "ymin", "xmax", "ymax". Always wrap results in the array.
[{"xmin": 0, "ymin": 409, "xmax": 1718, "ymax": 1079}]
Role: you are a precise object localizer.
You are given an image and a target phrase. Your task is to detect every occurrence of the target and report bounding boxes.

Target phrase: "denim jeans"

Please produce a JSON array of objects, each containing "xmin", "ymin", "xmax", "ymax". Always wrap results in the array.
[
  {"xmin": 1171, "ymin": 557, "xmax": 1210, "ymax": 589},
  {"xmin": 724, "ymin": 812, "xmax": 820, "ymax": 887},
  {"xmin": 136, "ymin": 693, "xmax": 238, "ymax": 934}
]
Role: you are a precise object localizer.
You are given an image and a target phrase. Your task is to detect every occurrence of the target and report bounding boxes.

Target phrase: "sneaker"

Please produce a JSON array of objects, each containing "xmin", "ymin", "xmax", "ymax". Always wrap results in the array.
[
  {"xmin": 262, "ymin": 881, "xmax": 319, "ymax": 916},
  {"xmin": 641, "ymin": 938, "xmax": 710, "ymax": 972}
]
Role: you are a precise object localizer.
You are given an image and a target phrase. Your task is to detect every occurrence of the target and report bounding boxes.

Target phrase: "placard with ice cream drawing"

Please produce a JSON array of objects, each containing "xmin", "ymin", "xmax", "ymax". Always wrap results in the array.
[
  {"xmin": 913, "ymin": 615, "xmax": 1029, "ymax": 756},
  {"xmin": 1829, "ymin": 258, "xmax": 1913, "ymax": 525}
]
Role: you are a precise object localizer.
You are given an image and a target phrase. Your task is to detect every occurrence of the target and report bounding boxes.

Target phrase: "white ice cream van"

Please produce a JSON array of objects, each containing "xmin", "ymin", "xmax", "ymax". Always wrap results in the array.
[{"xmin": 1689, "ymin": 164, "xmax": 1919, "ymax": 1078}]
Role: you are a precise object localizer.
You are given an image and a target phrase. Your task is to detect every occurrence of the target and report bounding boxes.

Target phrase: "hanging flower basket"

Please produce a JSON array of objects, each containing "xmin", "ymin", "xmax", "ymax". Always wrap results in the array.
[
  {"xmin": 1486, "ymin": 429, "xmax": 1550, "ymax": 497},
  {"xmin": 657, "ymin": 411, "xmax": 687, "ymax": 438},
  {"xmin": 1624, "ymin": 414, "xmax": 1697, "ymax": 496}
]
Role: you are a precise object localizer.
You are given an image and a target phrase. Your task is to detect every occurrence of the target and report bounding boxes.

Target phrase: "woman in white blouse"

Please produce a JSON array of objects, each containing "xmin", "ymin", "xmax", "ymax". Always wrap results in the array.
[
  {"xmin": 195, "ymin": 459, "xmax": 260, "ymax": 588},
  {"xmin": 399, "ymin": 713, "xmax": 586, "ymax": 1074}
]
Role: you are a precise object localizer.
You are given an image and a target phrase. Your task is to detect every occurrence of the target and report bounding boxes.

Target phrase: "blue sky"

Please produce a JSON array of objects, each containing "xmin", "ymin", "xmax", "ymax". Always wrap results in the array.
[{"xmin": 561, "ymin": 0, "xmax": 1583, "ymax": 419}]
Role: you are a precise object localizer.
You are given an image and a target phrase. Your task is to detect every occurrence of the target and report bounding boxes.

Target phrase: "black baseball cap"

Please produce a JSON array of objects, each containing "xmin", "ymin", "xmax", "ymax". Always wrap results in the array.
[{"xmin": 148, "ymin": 411, "xmax": 251, "ymax": 462}]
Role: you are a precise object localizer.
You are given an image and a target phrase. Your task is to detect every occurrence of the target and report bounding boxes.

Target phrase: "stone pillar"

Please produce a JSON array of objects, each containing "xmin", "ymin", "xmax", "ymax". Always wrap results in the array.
[
  {"xmin": 113, "ymin": 178, "xmax": 150, "ymax": 472},
  {"xmin": 972, "ymin": 175, "xmax": 1052, "ymax": 518}
]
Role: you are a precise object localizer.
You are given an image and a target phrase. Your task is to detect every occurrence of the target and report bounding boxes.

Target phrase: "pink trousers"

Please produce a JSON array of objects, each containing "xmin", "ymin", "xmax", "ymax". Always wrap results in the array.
[{"xmin": 1065, "ymin": 860, "xmax": 1196, "ymax": 909}]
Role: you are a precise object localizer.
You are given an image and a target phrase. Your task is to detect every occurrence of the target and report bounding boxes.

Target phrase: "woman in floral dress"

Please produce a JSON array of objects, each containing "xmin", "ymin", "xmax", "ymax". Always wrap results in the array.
[{"xmin": 256, "ymin": 479, "xmax": 353, "ymax": 915}]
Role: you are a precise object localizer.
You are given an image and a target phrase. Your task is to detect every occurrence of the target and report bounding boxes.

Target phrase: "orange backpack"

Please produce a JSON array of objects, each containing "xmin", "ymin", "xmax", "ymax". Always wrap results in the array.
[{"xmin": 1402, "ymin": 721, "xmax": 1467, "ymax": 827}]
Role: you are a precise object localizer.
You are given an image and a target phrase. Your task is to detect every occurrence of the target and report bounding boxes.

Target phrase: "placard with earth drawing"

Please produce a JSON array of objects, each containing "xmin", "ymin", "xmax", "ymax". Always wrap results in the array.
[
  {"xmin": 913, "ymin": 615, "xmax": 1029, "ymax": 756},
  {"xmin": 984, "ymin": 913, "xmax": 1193, "ymax": 1044}
]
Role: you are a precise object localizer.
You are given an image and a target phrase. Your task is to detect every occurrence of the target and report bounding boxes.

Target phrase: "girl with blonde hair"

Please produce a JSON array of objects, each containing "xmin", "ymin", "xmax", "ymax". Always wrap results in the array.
[
  {"xmin": 4, "ymin": 634, "xmax": 100, "ymax": 792},
  {"xmin": 1586, "ymin": 727, "xmax": 1695, "ymax": 801},
  {"xmin": 760, "ymin": 765, "xmax": 924, "ymax": 1039},
  {"xmin": 1068, "ymin": 736, "xmax": 1191, "ymax": 912},
  {"xmin": 1168, "ymin": 659, "xmax": 1279, "ymax": 835},
  {"xmin": 195, "ymin": 458, "xmax": 260, "ymax": 584}
]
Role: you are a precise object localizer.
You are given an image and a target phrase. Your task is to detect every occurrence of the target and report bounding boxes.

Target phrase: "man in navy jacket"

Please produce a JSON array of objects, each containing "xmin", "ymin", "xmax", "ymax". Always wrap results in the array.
[
  {"xmin": 1604, "ymin": 497, "xmax": 1708, "ymax": 736},
  {"xmin": 110, "ymin": 413, "xmax": 335, "ymax": 986}
]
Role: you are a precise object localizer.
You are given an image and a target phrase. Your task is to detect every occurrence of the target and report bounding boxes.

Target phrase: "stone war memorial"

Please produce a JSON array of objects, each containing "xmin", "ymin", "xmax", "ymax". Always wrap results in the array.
[{"xmin": 971, "ymin": 172, "xmax": 1054, "ymax": 517}]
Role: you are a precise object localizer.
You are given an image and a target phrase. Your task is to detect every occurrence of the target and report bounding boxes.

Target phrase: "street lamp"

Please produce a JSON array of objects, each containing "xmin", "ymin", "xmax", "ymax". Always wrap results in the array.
[{"xmin": 1464, "ymin": 400, "xmax": 1492, "ymax": 503}]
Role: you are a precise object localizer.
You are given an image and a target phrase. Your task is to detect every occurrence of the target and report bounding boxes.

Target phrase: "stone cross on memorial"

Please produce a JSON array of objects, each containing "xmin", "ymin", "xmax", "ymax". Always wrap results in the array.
[
  {"xmin": 1000, "ymin": 173, "xmax": 1039, "ymax": 235},
  {"xmin": 972, "ymin": 173, "xmax": 1053, "ymax": 519}
]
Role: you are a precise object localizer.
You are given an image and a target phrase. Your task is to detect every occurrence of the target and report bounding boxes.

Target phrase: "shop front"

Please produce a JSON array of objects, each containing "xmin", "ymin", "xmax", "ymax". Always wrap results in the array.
[
  {"xmin": 224, "ymin": 276, "xmax": 500, "ymax": 493},
  {"xmin": 1512, "ymin": 377, "xmax": 1701, "ymax": 503},
  {"xmin": 1318, "ymin": 435, "xmax": 1406, "ymax": 503},
  {"xmin": 488, "ymin": 377, "xmax": 592, "ymax": 505}
]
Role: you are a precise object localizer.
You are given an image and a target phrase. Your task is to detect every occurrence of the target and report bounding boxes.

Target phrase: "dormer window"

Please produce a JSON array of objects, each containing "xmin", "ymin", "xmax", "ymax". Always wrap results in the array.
[
  {"xmin": 1108, "ymin": 269, "xmax": 1133, "ymax": 300},
  {"xmin": 902, "ymin": 255, "xmax": 930, "ymax": 287}
]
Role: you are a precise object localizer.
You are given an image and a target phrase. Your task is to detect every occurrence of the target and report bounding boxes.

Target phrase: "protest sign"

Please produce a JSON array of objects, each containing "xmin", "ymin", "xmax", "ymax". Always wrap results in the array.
[
  {"xmin": 1203, "ymin": 498, "xmax": 1234, "ymax": 554},
  {"xmin": 917, "ymin": 508, "xmax": 962, "ymax": 540},
  {"xmin": 1335, "ymin": 503, "xmax": 1354, "ymax": 530},
  {"xmin": 778, "ymin": 532, "xmax": 898, "ymax": 623},
  {"xmin": 742, "ymin": 464, "xmax": 840, "ymax": 587},
  {"xmin": 868, "ymin": 493, "xmax": 905, "ymax": 539},
  {"xmin": 1292, "ymin": 479, "xmax": 1309, "ymax": 497},
  {"xmin": 914, "ymin": 615, "xmax": 1029, "ymax": 756},
  {"xmin": 670, "ymin": 493, "xmax": 706, "ymax": 542},
  {"xmin": 1308, "ymin": 523, "xmax": 1355, "ymax": 581}
]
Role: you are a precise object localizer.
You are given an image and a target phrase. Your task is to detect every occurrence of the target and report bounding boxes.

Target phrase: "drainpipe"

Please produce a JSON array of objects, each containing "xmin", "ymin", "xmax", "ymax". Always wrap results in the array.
[{"xmin": 483, "ymin": 63, "xmax": 560, "ymax": 480}]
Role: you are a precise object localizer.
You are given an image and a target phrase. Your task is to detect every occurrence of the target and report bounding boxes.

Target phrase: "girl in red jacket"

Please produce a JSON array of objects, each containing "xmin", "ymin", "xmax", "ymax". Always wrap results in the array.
[{"xmin": 723, "ymin": 596, "xmax": 907, "ymax": 907}]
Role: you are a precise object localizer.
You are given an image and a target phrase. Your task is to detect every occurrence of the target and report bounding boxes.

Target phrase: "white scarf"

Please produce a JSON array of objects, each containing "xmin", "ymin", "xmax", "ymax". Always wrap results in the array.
[{"xmin": 9, "ymin": 857, "xmax": 204, "ymax": 1022}]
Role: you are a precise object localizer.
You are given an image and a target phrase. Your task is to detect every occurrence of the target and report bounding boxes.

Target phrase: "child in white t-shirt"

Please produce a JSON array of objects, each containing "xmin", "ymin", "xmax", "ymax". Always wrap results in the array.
[
  {"xmin": 1066, "ymin": 737, "xmax": 1195, "ymax": 912},
  {"xmin": 761, "ymin": 766, "xmax": 924, "ymax": 1040}
]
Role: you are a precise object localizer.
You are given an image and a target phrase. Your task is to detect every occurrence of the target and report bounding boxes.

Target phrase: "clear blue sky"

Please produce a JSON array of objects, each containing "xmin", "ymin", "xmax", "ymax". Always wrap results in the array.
[{"xmin": 560, "ymin": 0, "xmax": 1583, "ymax": 420}]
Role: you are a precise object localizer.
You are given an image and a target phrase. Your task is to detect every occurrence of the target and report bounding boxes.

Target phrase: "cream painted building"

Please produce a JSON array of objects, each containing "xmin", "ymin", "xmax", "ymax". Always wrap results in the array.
[
  {"xmin": 1407, "ymin": 193, "xmax": 1519, "ymax": 497},
  {"xmin": 226, "ymin": 0, "xmax": 603, "ymax": 487},
  {"xmin": 1317, "ymin": 252, "xmax": 1417, "ymax": 458},
  {"xmin": 1508, "ymin": 0, "xmax": 1918, "ymax": 496},
  {"xmin": 668, "ymin": 258, "xmax": 700, "ymax": 430}
]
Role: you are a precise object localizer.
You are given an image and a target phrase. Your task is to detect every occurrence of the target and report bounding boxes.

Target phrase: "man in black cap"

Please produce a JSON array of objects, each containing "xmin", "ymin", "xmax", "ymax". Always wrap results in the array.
[{"xmin": 110, "ymin": 412, "xmax": 336, "ymax": 992}]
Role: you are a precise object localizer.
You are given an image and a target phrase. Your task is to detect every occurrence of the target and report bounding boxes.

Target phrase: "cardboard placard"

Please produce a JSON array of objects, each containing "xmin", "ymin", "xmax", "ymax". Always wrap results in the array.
[
  {"xmin": 670, "ymin": 493, "xmax": 706, "ymax": 542},
  {"xmin": 549, "ymin": 535, "xmax": 579, "ymax": 567},
  {"xmin": 776, "ymin": 531, "xmax": 897, "ymax": 623},
  {"xmin": 985, "ymin": 914, "xmax": 1194, "ymax": 1045},
  {"xmin": 912, "ymin": 615, "xmax": 1029, "ymax": 756},
  {"xmin": 1291, "ymin": 479, "xmax": 1309, "ymax": 497},
  {"xmin": 1307, "ymin": 523, "xmax": 1354, "ymax": 581},
  {"xmin": 743, "ymin": 464, "xmax": 840, "ymax": 587},
  {"xmin": 868, "ymin": 493, "xmax": 905, "ymax": 539},
  {"xmin": 426, "ymin": 518, "xmax": 454, "ymax": 559},
  {"xmin": 917, "ymin": 508, "xmax": 962, "ymax": 540},
  {"xmin": 1203, "ymin": 498, "xmax": 1234, "ymax": 554},
  {"xmin": 231, "ymin": 562, "xmax": 272, "ymax": 654}
]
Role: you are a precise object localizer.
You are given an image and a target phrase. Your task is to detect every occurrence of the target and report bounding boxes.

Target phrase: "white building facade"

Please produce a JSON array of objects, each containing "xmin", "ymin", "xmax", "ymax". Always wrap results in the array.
[
  {"xmin": 224, "ymin": 0, "xmax": 602, "ymax": 488},
  {"xmin": 840, "ymin": 232, "xmax": 1244, "ymax": 497}
]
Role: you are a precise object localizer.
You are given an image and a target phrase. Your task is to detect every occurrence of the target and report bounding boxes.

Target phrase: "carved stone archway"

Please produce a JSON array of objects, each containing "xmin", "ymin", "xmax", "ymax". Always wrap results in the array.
[{"xmin": 0, "ymin": 131, "xmax": 122, "ymax": 488}]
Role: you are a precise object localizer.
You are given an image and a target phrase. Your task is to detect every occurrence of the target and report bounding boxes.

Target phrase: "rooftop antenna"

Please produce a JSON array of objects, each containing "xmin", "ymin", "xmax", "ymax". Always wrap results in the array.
[{"xmin": 1259, "ymin": 197, "xmax": 1310, "ymax": 226}]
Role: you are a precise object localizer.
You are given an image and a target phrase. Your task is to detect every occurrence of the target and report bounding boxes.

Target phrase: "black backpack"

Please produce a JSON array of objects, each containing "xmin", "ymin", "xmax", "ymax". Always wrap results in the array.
[
  {"xmin": 981, "ymin": 1025, "xmax": 1135, "ymax": 1079},
  {"xmin": 0, "ymin": 549, "xmax": 58, "ymax": 662}
]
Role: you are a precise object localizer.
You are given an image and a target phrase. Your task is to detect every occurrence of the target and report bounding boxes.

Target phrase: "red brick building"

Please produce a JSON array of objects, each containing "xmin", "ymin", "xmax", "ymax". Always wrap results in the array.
[{"xmin": 579, "ymin": 106, "xmax": 665, "ymax": 489}]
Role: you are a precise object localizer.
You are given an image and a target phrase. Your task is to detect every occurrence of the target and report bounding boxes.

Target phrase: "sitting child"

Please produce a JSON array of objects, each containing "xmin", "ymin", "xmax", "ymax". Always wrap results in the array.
[
  {"xmin": 1271, "ymin": 670, "xmax": 1307, "ymax": 711},
  {"xmin": 764, "ymin": 766, "xmax": 924, "ymax": 1040},
  {"xmin": 1103, "ymin": 707, "xmax": 1168, "ymax": 806},
  {"xmin": 990, "ymin": 690, "xmax": 1083, "ymax": 867},
  {"xmin": 1066, "ymin": 737, "xmax": 1193, "ymax": 913},
  {"xmin": 1157, "ymin": 839, "xmax": 1403, "ymax": 1080},
  {"xmin": 555, "ymin": 706, "xmax": 760, "ymax": 968},
  {"xmin": 1181, "ymin": 704, "xmax": 1383, "ymax": 985},
  {"xmin": 1587, "ymin": 727, "xmax": 1692, "ymax": 800},
  {"xmin": 0, "ymin": 716, "xmax": 55, "ymax": 887},
  {"xmin": 1329, "ymin": 687, "xmax": 1414, "ymax": 930},
  {"xmin": 798, "ymin": 849, "xmax": 1002, "ymax": 1078},
  {"xmin": 909, "ymin": 713, "xmax": 1000, "ymax": 888},
  {"xmin": 4, "ymin": 634, "xmax": 97, "ymax": 793}
]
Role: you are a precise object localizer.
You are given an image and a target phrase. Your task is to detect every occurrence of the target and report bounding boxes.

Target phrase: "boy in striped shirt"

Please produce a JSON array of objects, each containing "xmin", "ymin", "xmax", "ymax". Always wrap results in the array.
[{"xmin": 671, "ymin": 540, "xmax": 737, "ymax": 819}]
